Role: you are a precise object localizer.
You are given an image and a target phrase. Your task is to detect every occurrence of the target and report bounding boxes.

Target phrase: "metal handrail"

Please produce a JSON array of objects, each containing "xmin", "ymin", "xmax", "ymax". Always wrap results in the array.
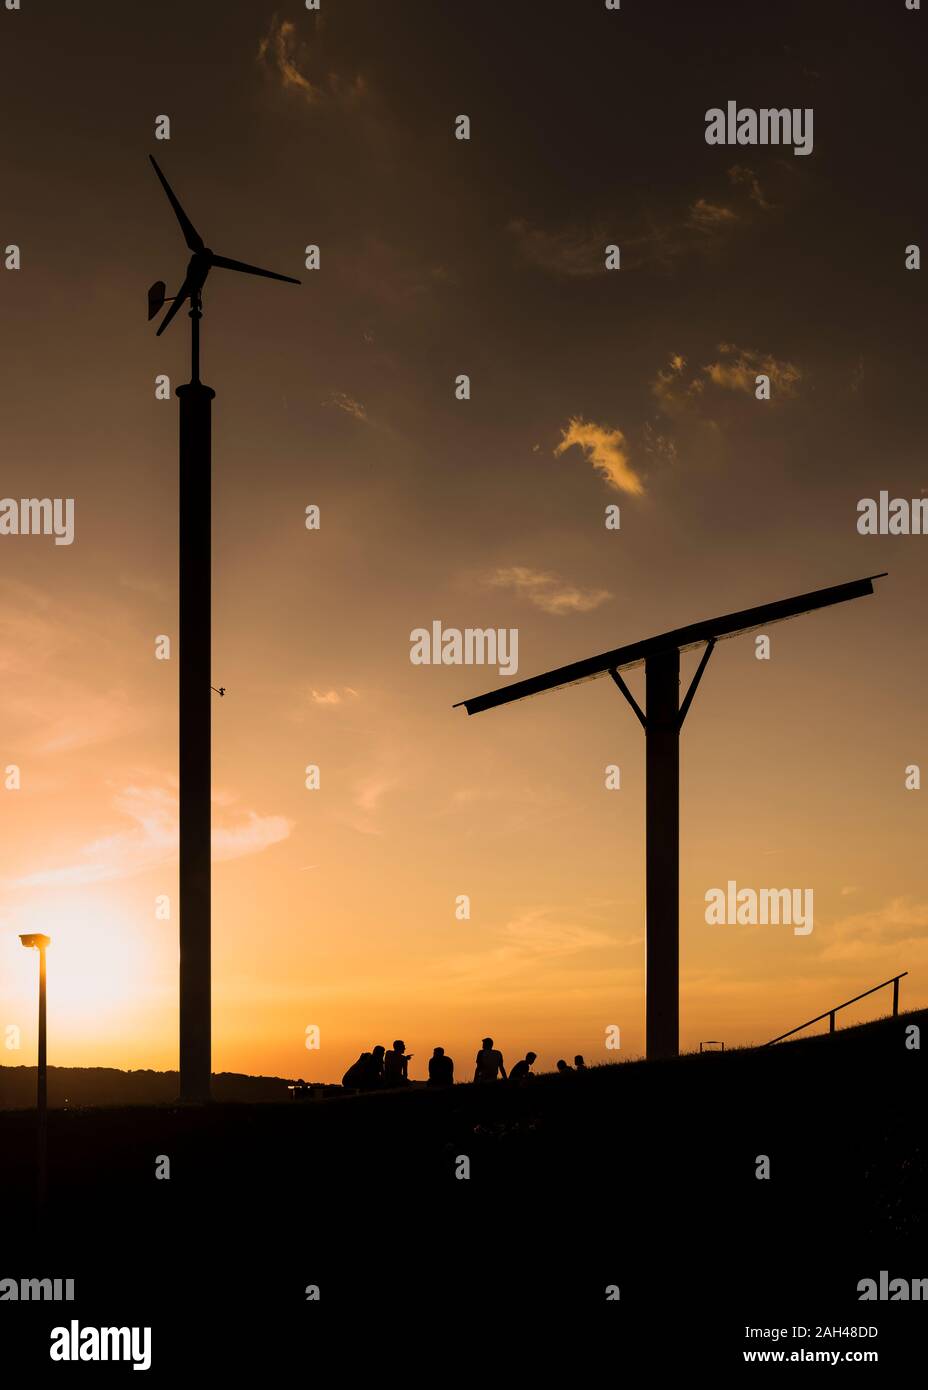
[{"xmin": 764, "ymin": 972, "xmax": 908, "ymax": 1046}]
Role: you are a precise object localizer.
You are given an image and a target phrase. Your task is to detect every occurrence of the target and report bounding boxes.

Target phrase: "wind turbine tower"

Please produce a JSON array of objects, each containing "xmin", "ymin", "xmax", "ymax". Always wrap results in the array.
[{"xmin": 148, "ymin": 155, "xmax": 300, "ymax": 1102}]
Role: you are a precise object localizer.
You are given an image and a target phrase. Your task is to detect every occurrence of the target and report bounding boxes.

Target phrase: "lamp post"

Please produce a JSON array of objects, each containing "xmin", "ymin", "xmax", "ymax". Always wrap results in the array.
[{"xmin": 19, "ymin": 933, "xmax": 51, "ymax": 1207}]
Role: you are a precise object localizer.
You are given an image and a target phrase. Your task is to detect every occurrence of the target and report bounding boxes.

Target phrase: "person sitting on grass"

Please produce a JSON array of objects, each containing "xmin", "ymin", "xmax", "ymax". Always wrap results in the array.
[
  {"xmin": 556, "ymin": 1059, "xmax": 573, "ymax": 1074},
  {"xmin": 509, "ymin": 1051, "xmax": 537, "ymax": 1084},
  {"xmin": 383, "ymin": 1039, "xmax": 411, "ymax": 1087},
  {"xmin": 474, "ymin": 1037, "xmax": 507, "ymax": 1083},
  {"xmin": 368, "ymin": 1045, "xmax": 386, "ymax": 1087},
  {"xmin": 428, "ymin": 1046, "xmax": 454, "ymax": 1087},
  {"xmin": 341, "ymin": 1053, "xmax": 372, "ymax": 1092}
]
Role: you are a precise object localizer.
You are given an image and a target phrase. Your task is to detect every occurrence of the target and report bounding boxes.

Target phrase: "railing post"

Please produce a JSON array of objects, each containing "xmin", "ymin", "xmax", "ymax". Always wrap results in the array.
[
  {"xmin": 893, "ymin": 976, "xmax": 900, "ymax": 1017},
  {"xmin": 829, "ymin": 1011, "xmax": 836, "ymax": 1034}
]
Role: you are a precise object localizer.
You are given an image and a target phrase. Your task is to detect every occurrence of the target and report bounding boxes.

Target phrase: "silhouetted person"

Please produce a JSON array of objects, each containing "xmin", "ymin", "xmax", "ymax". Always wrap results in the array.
[
  {"xmin": 474, "ymin": 1037, "xmax": 507, "ymax": 1083},
  {"xmin": 556, "ymin": 1059, "xmax": 573, "ymax": 1074},
  {"xmin": 342, "ymin": 1053, "xmax": 372, "ymax": 1091},
  {"xmin": 574, "ymin": 1055, "xmax": 586, "ymax": 1070},
  {"xmin": 383, "ymin": 1039, "xmax": 411, "ymax": 1087},
  {"xmin": 369, "ymin": 1045, "xmax": 386, "ymax": 1087},
  {"xmin": 428, "ymin": 1046, "xmax": 454, "ymax": 1087},
  {"xmin": 510, "ymin": 1051, "xmax": 537, "ymax": 1083}
]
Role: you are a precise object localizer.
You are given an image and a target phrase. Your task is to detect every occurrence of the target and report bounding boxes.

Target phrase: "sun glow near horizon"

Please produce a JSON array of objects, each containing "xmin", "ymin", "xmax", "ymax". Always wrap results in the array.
[{"xmin": 3, "ymin": 889, "xmax": 170, "ymax": 1068}]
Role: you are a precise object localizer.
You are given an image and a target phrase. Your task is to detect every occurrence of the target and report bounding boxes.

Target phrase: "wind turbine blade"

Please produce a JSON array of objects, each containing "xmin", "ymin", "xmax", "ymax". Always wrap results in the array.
[
  {"xmin": 209, "ymin": 253, "xmax": 300, "ymax": 284},
  {"xmin": 155, "ymin": 288, "xmax": 189, "ymax": 336},
  {"xmin": 149, "ymin": 156, "xmax": 204, "ymax": 253}
]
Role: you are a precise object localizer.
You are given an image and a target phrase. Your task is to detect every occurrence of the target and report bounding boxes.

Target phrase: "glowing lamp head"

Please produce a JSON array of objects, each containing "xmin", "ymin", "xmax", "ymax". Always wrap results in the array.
[{"xmin": 19, "ymin": 934, "xmax": 51, "ymax": 950}]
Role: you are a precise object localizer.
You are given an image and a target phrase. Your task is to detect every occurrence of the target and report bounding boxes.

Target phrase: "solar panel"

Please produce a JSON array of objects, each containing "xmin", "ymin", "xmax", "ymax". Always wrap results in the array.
[{"xmin": 454, "ymin": 574, "xmax": 886, "ymax": 716}]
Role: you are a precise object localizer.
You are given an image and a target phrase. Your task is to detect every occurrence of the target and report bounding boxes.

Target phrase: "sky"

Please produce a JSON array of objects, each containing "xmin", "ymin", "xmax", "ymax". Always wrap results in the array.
[{"xmin": 1, "ymin": 0, "xmax": 926, "ymax": 1084}]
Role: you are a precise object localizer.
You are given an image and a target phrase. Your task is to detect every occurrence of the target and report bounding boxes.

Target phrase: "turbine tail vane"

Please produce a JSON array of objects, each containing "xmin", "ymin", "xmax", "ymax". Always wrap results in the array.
[{"xmin": 147, "ymin": 281, "xmax": 167, "ymax": 321}]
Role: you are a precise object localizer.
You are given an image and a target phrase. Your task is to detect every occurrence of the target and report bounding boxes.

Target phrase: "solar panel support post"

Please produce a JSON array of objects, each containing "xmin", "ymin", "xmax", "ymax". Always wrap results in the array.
[
  {"xmin": 644, "ymin": 648, "xmax": 680, "ymax": 1060},
  {"xmin": 453, "ymin": 574, "xmax": 886, "ymax": 1067}
]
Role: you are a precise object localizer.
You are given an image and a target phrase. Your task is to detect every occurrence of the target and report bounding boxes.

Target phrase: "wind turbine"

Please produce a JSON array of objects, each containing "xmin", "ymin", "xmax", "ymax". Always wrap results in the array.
[
  {"xmin": 148, "ymin": 155, "xmax": 300, "ymax": 374},
  {"xmin": 148, "ymin": 155, "xmax": 300, "ymax": 1102},
  {"xmin": 455, "ymin": 574, "xmax": 886, "ymax": 1060}
]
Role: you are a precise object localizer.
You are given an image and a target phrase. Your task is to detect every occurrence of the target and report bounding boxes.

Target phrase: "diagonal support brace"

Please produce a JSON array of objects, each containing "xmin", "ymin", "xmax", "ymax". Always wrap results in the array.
[
  {"xmin": 609, "ymin": 668, "xmax": 647, "ymax": 730},
  {"xmin": 678, "ymin": 638, "xmax": 716, "ymax": 729}
]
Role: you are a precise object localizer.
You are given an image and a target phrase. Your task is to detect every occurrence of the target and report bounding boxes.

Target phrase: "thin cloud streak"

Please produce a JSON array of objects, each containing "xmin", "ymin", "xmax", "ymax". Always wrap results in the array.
[
  {"xmin": 487, "ymin": 565, "xmax": 612, "ymax": 615},
  {"xmin": 555, "ymin": 416, "xmax": 644, "ymax": 495},
  {"xmin": 13, "ymin": 784, "xmax": 293, "ymax": 886}
]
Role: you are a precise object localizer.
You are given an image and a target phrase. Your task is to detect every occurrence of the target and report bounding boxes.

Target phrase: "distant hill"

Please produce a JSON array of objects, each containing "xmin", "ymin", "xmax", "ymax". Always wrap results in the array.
[{"xmin": 0, "ymin": 1065, "xmax": 341, "ymax": 1109}]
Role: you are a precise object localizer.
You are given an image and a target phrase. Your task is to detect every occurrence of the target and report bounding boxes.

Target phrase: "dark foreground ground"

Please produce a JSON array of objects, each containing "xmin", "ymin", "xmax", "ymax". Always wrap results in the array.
[{"xmin": 1, "ymin": 1012, "xmax": 925, "ymax": 1372}]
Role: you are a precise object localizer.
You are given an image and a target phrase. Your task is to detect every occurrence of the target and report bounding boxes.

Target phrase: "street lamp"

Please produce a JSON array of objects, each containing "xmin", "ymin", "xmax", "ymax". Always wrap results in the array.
[{"xmin": 20, "ymin": 933, "xmax": 51, "ymax": 1206}]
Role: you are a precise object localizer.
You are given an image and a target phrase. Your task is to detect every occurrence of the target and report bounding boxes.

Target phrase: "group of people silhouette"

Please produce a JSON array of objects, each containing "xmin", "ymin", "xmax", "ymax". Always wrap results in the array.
[{"xmin": 340, "ymin": 1037, "xmax": 588, "ymax": 1092}]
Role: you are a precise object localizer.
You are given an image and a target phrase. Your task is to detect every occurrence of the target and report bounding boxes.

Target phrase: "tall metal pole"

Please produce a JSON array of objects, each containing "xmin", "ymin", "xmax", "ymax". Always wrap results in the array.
[
  {"xmin": 456, "ymin": 574, "xmax": 883, "ymax": 1064},
  {"xmin": 177, "ymin": 292, "xmax": 213, "ymax": 1103},
  {"xmin": 37, "ymin": 941, "xmax": 47, "ymax": 1206},
  {"xmin": 645, "ymin": 648, "xmax": 680, "ymax": 1060}
]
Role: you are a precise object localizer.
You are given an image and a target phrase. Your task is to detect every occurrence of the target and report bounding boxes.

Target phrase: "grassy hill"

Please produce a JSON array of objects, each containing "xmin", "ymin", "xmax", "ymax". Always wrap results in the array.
[{"xmin": 2, "ymin": 1010, "xmax": 924, "ymax": 1323}]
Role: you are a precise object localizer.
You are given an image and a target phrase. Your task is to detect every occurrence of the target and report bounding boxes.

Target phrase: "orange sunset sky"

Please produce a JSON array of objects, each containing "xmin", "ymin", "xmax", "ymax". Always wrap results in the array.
[{"xmin": 1, "ymin": 0, "xmax": 926, "ymax": 1084}]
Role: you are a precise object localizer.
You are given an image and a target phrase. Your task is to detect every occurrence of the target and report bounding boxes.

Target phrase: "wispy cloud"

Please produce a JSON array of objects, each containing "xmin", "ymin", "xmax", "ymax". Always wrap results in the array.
[
  {"xmin": 651, "ymin": 344, "xmax": 801, "ymax": 419},
  {"xmin": 818, "ymin": 897, "xmax": 928, "ymax": 965},
  {"xmin": 343, "ymin": 235, "xmax": 451, "ymax": 310},
  {"xmin": 338, "ymin": 774, "xmax": 397, "ymax": 836},
  {"xmin": 509, "ymin": 213, "xmax": 688, "ymax": 275},
  {"xmin": 687, "ymin": 198, "xmax": 738, "ymax": 232},
  {"xmin": 258, "ymin": 18, "xmax": 318, "ymax": 101},
  {"xmin": 486, "ymin": 566, "xmax": 612, "ymax": 615},
  {"xmin": 437, "ymin": 908, "xmax": 617, "ymax": 994},
  {"xmin": 705, "ymin": 343, "xmax": 800, "ymax": 397},
  {"xmin": 355, "ymin": 778, "xmax": 390, "ymax": 815},
  {"xmin": 311, "ymin": 687, "xmax": 359, "ymax": 706},
  {"xmin": 324, "ymin": 390, "xmax": 368, "ymax": 422},
  {"xmin": 212, "ymin": 811, "xmax": 293, "ymax": 863},
  {"xmin": 640, "ymin": 422, "xmax": 678, "ymax": 467},
  {"xmin": 0, "ymin": 582, "xmax": 151, "ymax": 756},
  {"xmin": 554, "ymin": 417, "xmax": 644, "ymax": 495},
  {"xmin": 651, "ymin": 353, "xmax": 705, "ymax": 418},
  {"xmin": 507, "ymin": 219, "xmax": 609, "ymax": 278},
  {"xmin": 511, "ymin": 163, "xmax": 777, "ymax": 278},
  {"xmin": 257, "ymin": 17, "xmax": 364, "ymax": 106},
  {"xmin": 13, "ymin": 783, "xmax": 292, "ymax": 886},
  {"xmin": 728, "ymin": 164, "xmax": 772, "ymax": 210}
]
